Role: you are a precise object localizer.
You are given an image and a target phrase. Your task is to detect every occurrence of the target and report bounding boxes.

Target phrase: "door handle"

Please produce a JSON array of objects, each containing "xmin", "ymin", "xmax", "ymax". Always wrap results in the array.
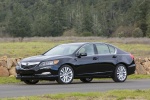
[
  {"xmin": 112, "ymin": 55, "xmax": 117, "ymax": 58},
  {"xmin": 93, "ymin": 57, "xmax": 98, "ymax": 60}
]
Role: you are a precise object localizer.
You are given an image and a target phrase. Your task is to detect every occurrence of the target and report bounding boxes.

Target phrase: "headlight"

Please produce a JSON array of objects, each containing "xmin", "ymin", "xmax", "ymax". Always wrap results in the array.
[
  {"xmin": 39, "ymin": 60, "xmax": 59, "ymax": 67},
  {"xmin": 16, "ymin": 62, "xmax": 21, "ymax": 69}
]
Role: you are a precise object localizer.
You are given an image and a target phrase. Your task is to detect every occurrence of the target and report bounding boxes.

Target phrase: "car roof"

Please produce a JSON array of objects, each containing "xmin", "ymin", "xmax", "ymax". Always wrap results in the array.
[
  {"xmin": 61, "ymin": 42, "xmax": 88, "ymax": 45},
  {"xmin": 62, "ymin": 42, "xmax": 121, "ymax": 50},
  {"xmin": 62, "ymin": 42, "xmax": 116, "ymax": 47}
]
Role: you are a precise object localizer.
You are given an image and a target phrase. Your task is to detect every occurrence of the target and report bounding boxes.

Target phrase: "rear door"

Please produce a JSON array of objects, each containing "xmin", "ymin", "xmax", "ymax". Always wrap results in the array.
[{"xmin": 94, "ymin": 43, "xmax": 117, "ymax": 75}]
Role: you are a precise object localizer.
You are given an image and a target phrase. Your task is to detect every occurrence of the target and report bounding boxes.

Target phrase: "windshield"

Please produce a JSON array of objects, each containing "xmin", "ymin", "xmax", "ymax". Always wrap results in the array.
[{"xmin": 44, "ymin": 44, "xmax": 82, "ymax": 56}]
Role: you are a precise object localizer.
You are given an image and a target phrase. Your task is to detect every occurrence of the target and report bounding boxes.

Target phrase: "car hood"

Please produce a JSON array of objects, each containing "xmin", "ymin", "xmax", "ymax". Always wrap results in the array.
[{"xmin": 21, "ymin": 55, "xmax": 66, "ymax": 62}]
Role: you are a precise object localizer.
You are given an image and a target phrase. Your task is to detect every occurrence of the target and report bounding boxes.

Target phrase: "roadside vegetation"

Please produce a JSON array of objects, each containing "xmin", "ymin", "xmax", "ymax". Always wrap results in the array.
[
  {"xmin": 2, "ymin": 89, "xmax": 150, "ymax": 100},
  {"xmin": 0, "ymin": 77, "xmax": 20, "ymax": 84},
  {"xmin": 128, "ymin": 74, "xmax": 150, "ymax": 79},
  {"xmin": 0, "ymin": 37, "xmax": 150, "ymax": 58},
  {"xmin": 0, "ymin": 1, "xmax": 150, "ymax": 38}
]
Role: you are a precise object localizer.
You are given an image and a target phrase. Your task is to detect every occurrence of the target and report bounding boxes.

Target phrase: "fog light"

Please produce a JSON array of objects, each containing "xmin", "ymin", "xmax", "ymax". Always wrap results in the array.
[{"xmin": 41, "ymin": 72, "xmax": 51, "ymax": 75}]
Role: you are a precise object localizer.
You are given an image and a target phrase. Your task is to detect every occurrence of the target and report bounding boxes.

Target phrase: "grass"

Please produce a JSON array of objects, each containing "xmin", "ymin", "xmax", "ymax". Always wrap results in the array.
[
  {"xmin": 0, "ymin": 77, "xmax": 20, "ymax": 84},
  {"xmin": 2, "ymin": 89, "xmax": 150, "ymax": 100},
  {"xmin": 0, "ymin": 37, "xmax": 150, "ymax": 58},
  {"xmin": 128, "ymin": 74, "xmax": 150, "ymax": 79},
  {"xmin": 0, "ymin": 37, "xmax": 150, "ymax": 44},
  {"xmin": 114, "ymin": 43, "xmax": 150, "ymax": 57}
]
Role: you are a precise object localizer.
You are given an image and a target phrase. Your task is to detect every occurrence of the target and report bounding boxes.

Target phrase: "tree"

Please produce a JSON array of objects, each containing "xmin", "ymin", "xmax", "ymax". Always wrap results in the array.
[
  {"xmin": 0, "ymin": 0, "xmax": 149, "ymax": 38},
  {"xmin": 7, "ymin": 3, "xmax": 31, "ymax": 39},
  {"xmin": 49, "ymin": 1, "xmax": 65, "ymax": 36}
]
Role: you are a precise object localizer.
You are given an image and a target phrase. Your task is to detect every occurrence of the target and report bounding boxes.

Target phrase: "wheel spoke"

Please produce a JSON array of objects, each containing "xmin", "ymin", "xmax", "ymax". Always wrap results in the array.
[
  {"xmin": 64, "ymin": 67, "xmax": 66, "ymax": 72},
  {"xmin": 66, "ymin": 67, "xmax": 69, "ymax": 72},
  {"xmin": 61, "ymin": 69, "xmax": 63, "ymax": 73}
]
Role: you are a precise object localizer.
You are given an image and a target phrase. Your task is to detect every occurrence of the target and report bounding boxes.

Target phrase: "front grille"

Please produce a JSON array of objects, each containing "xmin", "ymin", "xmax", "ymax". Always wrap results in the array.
[
  {"xmin": 20, "ymin": 62, "xmax": 40, "ymax": 69},
  {"xmin": 21, "ymin": 64, "xmax": 37, "ymax": 69}
]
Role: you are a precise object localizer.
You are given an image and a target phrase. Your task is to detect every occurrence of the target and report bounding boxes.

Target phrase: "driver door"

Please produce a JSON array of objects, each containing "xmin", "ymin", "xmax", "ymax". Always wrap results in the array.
[{"xmin": 75, "ymin": 44, "xmax": 99, "ymax": 76}]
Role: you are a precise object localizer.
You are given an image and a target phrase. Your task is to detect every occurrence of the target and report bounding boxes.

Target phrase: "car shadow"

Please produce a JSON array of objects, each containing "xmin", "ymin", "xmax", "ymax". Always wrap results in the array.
[{"xmin": 18, "ymin": 79, "xmax": 132, "ymax": 85}]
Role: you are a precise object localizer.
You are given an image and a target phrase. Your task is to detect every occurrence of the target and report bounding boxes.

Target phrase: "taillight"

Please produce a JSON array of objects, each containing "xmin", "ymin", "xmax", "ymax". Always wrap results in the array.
[{"xmin": 130, "ymin": 54, "xmax": 134, "ymax": 59}]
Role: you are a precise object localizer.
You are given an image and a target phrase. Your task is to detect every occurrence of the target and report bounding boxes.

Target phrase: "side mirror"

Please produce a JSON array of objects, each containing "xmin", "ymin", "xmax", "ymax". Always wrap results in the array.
[{"xmin": 76, "ymin": 53, "xmax": 87, "ymax": 58}]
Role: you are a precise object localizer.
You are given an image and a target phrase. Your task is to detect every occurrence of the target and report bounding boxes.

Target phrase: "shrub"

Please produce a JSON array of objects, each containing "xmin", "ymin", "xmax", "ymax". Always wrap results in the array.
[
  {"xmin": 113, "ymin": 26, "xmax": 134, "ymax": 37},
  {"xmin": 146, "ymin": 18, "xmax": 150, "ymax": 38},
  {"xmin": 81, "ymin": 32, "xmax": 93, "ymax": 36},
  {"xmin": 147, "ymin": 32, "xmax": 150, "ymax": 38},
  {"xmin": 63, "ymin": 29, "xmax": 78, "ymax": 36},
  {"xmin": 132, "ymin": 28, "xmax": 143, "ymax": 37}
]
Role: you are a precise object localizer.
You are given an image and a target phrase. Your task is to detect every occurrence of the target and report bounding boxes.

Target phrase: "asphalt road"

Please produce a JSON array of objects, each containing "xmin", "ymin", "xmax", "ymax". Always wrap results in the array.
[{"xmin": 0, "ymin": 79, "xmax": 150, "ymax": 98}]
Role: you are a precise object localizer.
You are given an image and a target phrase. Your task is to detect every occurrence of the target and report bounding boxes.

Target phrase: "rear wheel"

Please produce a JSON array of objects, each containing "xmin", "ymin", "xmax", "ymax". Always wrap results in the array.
[
  {"xmin": 80, "ymin": 78, "xmax": 93, "ymax": 83},
  {"xmin": 112, "ymin": 64, "xmax": 127, "ymax": 82},
  {"xmin": 23, "ymin": 80, "xmax": 39, "ymax": 84},
  {"xmin": 56, "ymin": 65, "xmax": 74, "ymax": 84}
]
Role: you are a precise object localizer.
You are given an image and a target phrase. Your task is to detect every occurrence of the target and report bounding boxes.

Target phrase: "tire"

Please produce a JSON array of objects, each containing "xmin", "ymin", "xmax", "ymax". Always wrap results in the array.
[
  {"xmin": 112, "ymin": 64, "xmax": 127, "ymax": 82},
  {"xmin": 56, "ymin": 65, "xmax": 74, "ymax": 84},
  {"xmin": 80, "ymin": 78, "xmax": 93, "ymax": 83},
  {"xmin": 23, "ymin": 80, "xmax": 39, "ymax": 84}
]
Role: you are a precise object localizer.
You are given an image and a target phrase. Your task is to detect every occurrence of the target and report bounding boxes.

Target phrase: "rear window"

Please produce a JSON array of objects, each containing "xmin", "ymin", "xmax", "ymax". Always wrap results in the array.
[{"xmin": 108, "ymin": 45, "xmax": 116, "ymax": 54}]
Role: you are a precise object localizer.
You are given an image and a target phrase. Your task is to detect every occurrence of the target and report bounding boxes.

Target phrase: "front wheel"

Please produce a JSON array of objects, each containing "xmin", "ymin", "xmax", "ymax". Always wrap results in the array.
[
  {"xmin": 80, "ymin": 78, "xmax": 93, "ymax": 83},
  {"xmin": 23, "ymin": 80, "xmax": 39, "ymax": 84},
  {"xmin": 56, "ymin": 65, "xmax": 74, "ymax": 84},
  {"xmin": 112, "ymin": 64, "xmax": 127, "ymax": 82}
]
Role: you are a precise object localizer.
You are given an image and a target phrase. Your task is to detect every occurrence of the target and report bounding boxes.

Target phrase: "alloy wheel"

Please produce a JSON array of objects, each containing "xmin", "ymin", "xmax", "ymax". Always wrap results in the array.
[
  {"xmin": 112, "ymin": 64, "xmax": 127, "ymax": 82},
  {"xmin": 57, "ymin": 65, "xmax": 74, "ymax": 84},
  {"xmin": 117, "ymin": 65, "xmax": 127, "ymax": 81}
]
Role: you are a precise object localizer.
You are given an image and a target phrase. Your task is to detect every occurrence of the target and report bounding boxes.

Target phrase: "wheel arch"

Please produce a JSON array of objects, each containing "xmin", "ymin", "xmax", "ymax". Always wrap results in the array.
[{"xmin": 59, "ymin": 63, "xmax": 76, "ymax": 74}]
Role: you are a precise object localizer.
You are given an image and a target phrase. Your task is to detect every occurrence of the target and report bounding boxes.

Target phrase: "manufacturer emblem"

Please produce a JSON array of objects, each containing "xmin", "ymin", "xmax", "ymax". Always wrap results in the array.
[{"xmin": 26, "ymin": 63, "xmax": 29, "ymax": 66}]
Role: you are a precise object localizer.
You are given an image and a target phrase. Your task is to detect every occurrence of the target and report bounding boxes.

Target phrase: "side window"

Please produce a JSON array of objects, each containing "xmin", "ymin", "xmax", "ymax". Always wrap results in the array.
[
  {"xmin": 78, "ymin": 44, "xmax": 94, "ymax": 56},
  {"xmin": 108, "ymin": 45, "xmax": 116, "ymax": 54},
  {"xmin": 95, "ymin": 44, "xmax": 110, "ymax": 54}
]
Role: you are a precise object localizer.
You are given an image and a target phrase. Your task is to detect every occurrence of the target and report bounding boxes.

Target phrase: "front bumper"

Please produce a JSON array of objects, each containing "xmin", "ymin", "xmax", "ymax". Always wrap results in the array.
[{"xmin": 16, "ymin": 65, "xmax": 59, "ymax": 80}]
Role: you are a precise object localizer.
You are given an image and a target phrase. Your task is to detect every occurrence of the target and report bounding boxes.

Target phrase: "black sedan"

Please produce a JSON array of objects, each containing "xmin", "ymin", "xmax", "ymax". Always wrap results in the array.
[{"xmin": 16, "ymin": 42, "xmax": 136, "ymax": 84}]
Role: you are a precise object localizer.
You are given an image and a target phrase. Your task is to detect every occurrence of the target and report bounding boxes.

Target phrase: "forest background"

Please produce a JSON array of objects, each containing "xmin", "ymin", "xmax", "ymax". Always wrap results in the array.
[{"xmin": 0, "ymin": 0, "xmax": 150, "ymax": 38}]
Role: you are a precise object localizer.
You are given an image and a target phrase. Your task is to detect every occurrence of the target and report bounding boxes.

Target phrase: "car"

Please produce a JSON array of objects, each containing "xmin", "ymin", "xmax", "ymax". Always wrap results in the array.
[{"xmin": 16, "ymin": 42, "xmax": 136, "ymax": 84}]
